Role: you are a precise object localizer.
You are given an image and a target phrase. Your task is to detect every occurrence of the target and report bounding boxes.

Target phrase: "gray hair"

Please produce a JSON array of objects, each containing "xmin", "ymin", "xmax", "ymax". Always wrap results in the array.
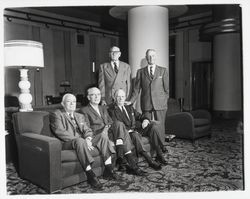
[
  {"xmin": 114, "ymin": 88, "xmax": 126, "ymax": 99},
  {"xmin": 61, "ymin": 93, "xmax": 76, "ymax": 105}
]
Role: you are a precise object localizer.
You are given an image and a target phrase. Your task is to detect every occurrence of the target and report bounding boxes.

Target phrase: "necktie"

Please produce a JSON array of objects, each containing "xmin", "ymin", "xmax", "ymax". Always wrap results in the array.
[
  {"xmin": 70, "ymin": 113, "xmax": 77, "ymax": 125},
  {"xmin": 150, "ymin": 66, "xmax": 154, "ymax": 79},
  {"xmin": 114, "ymin": 62, "xmax": 118, "ymax": 74},
  {"xmin": 70, "ymin": 113, "xmax": 80, "ymax": 135}
]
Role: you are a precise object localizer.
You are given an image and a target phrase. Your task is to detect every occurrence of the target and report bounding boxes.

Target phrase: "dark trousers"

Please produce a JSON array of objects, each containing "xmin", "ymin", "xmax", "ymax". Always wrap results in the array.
[
  {"xmin": 142, "ymin": 123, "xmax": 164, "ymax": 149},
  {"xmin": 109, "ymin": 120, "xmax": 134, "ymax": 156},
  {"xmin": 143, "ymin": 109, "xmax": 167, "ymax": 143}
]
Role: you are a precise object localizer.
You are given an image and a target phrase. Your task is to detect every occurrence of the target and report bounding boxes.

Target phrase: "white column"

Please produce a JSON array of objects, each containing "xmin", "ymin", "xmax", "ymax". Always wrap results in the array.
[
  {"xmin": 213, "ymin": 33, "xmax": 242, "ymax": 112},
  {"xmin": 128, "ymin": 6, "xmax": 169, "ymax": 78}
]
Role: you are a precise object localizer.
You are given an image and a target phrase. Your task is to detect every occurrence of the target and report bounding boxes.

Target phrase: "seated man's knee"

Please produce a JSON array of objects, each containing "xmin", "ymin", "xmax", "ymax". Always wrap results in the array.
[
  {"xmin": 73, "ymin": 137, "xmax": 86, "ymax": 146},
  {"xmin": 113, "ymin": 120, "xmax": 126, "ymax": 128}
]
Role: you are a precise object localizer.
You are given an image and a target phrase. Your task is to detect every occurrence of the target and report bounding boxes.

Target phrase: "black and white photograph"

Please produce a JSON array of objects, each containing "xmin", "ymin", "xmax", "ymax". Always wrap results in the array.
[{"xmin": 0, "ymin": 0, "xmax": 249, "ymax": 199}]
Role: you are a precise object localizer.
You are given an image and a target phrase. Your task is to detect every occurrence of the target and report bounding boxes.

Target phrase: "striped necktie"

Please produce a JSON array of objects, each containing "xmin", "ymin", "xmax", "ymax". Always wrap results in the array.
[
  {"xmin": 150, "ymin": 66, "xmax": 154, "ymax": 79},
  {"xmin": 114, "ymin": 62, "xmax": 118, "ymax": 74}
]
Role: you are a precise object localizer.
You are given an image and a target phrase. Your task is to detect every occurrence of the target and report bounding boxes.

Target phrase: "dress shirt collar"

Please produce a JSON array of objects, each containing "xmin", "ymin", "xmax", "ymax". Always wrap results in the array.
[
  {"xmin": 90, "ymin": 104, "xmax": 101, "ymax": 116},
  {"xmin": 148, "ymin": 64, "xmax": 156, "ymax": 75},
  {"xmin": 111, "ymin": 61, "xmax": 119, "ymax": 68}
]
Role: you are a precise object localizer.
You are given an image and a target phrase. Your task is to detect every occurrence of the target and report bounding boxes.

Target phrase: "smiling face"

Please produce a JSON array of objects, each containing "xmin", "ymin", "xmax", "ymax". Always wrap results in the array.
[
  {"xmin": 62, "ymin": 94, "xmax": 76, "ymax": 113},
  {"xmin": 109, "ymin": 46, "xmax": 121, "ymax": 62},
  {"xmin": 115, "ymin": 89, "xmax": 126, "ymax": 106},
  {"xmin": 146, "ymin": 49, "xmax": 157, "ymax": 65},
  {"xmin": 87, "ymin": 87, "xmax": 101, "ymax": 105}
]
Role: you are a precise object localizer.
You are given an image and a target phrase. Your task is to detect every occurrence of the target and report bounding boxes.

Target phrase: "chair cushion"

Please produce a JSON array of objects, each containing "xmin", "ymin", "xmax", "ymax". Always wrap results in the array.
[
  {"xmin": 61, "ymin": 148, "xmax": 101, "ymax": 162},
  {"xmin": 194, "ymin": 118, "xmax": 210, "ymax": 127}
]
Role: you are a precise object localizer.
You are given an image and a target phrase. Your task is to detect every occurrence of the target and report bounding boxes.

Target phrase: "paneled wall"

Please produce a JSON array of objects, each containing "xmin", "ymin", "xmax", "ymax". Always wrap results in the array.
[{"xmin": 4, "ymin": 11, "xmax": 119, "ymax": 106}]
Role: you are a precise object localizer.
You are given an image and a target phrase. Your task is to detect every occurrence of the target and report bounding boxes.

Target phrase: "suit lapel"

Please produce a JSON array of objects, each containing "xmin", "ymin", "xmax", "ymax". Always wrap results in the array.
[
  {"xmin": 88, "ymin": 104, "xmax": 102, "ymax": 120},
  {"xmin": 113, "ymin": 61, "xmax": 124, "ymax": 87},
  {"xmin": 106, "ymin": 63, "xmax": 116, "ymax": 77},
  {"xmin": 116, "ymin": 105, "xmax": 131, "ymax": 126},
  {"xmin": 153, "ymin": 65, "xmax": 160, "ymax": 80}
]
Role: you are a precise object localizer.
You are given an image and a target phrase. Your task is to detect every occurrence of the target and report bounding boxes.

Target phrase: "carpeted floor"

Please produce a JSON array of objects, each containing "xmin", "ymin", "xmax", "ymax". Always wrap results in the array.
[{"xmin": 6, "ymin": 119, "xmax": 244, "ymax": 194}]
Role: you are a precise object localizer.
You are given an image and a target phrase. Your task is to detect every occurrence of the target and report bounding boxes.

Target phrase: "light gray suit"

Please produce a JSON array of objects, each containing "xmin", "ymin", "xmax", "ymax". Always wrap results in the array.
[
  {"xmin": 50, "ymin": 109, "xmax": 115, "ymax": 169},
  {"xmin": 98, "ymin": 61, "xmax": 131, "ymax": 105}
]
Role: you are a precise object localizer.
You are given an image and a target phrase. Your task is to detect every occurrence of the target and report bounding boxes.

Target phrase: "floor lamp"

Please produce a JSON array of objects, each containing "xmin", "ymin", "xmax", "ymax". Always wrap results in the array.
[{"xmin": 4, "ymin": 40, "xmax": 44, "ymax": 112}]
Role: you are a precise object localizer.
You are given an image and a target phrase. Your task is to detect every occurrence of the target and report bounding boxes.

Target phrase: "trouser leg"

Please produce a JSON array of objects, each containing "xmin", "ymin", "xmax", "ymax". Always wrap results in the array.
[
  {"xmin": 63, "ymin": 138, "xmax": 94, "ymax": 170},
  {"xmin": 129, "ymin": 131, "xmax": 146, "ymax": 156},
  {"xmin": 110, "ymin": 120, "xmax": 134, "ymax": 153},
  {"xmin": 92, "ymin": 133, "xmax": 115, "ymax": 162},
  {"xmin": 143, "ymin": 109, "xmax": 167, "ymax": 144}
]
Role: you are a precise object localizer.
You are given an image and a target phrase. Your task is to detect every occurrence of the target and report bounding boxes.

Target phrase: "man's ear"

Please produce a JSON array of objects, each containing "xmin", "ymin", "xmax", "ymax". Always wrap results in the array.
[{"xmin": 87, "ymin": 95, "xmax": 90, "ymax": 101}]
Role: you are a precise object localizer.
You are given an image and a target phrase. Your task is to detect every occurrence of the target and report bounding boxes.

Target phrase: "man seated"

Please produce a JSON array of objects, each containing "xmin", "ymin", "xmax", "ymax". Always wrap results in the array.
[
  {"xmin": 50, "ymin": 94, "xmax": 119, "ymax": 190},
  {"xmin": 109, "ymin": 89, "xmax": 167, "ymax": 168},
  {"xmin": 80, "ymin": 87, "xmax": 146, "ymax": 176}
]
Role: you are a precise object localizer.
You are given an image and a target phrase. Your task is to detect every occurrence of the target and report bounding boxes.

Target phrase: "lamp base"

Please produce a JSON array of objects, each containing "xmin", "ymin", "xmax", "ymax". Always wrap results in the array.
[{"xmin": 18, "ymin": 68, "xmax": 33, "ymax": 112}]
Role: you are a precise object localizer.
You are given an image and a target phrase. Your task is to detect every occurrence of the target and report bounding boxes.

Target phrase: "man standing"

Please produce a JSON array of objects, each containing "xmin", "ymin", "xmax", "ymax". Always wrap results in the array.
[
  {"xmin": 98, "ymin": 46, "xmax": 131, "ymax": 105},
  {"xmin": 109, "ymin": 89, "xmax": 167, "ymax": 167},
  {"xmin": 80, "ymin": 87, "xmax": 146, "ymax": 176},
  {"xmin": 50, "ymin": 94, "xmax": 118, "ymax": 190},
  {"xmin": 129, "ymin": 49, "xmax": 169, "ymax": 146}
]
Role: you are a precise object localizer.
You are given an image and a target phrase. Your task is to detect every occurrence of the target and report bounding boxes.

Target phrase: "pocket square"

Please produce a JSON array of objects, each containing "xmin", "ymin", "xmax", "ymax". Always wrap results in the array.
[{"xmin": 158, "ymin": 76, "xmax": 163, "ymax": 78}]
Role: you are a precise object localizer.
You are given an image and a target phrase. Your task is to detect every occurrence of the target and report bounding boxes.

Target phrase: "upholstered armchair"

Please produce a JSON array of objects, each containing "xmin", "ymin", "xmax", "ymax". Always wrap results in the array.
[
  {"xmin": 12, "ymin": 111, "xmax": 104, "ymax": 193},
  {"xmin": 166, "ymin": 98, "xmax": 211, "ymax": 141}
]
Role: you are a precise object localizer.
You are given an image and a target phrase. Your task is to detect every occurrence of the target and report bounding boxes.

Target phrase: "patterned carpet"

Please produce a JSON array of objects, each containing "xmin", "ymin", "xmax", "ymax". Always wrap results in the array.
[{"xmin": 6, "ymin": 119, "xmax": 244, "ymax": 195}]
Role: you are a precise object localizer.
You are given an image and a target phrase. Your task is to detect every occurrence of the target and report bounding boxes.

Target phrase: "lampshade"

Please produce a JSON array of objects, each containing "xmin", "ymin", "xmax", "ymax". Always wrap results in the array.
[{"xmin": 4, "ymin": 40, "xmax": 44, "ymax": 68}]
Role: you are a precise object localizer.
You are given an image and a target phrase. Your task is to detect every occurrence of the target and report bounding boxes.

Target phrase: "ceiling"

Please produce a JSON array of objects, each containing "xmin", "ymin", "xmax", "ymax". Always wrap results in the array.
[{"xmin": 33, "ymin": 5, "xmax": 213, "ymax": 32}]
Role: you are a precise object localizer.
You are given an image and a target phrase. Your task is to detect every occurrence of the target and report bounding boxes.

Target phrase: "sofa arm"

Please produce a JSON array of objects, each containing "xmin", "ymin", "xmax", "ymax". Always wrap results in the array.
[
  {"xmin": 16, "ymin": 133, "xmax": 62, "ymax": 193},
  {"xmin": 166, "ymin": 112, "xmax": 195, "ymax": 139},
  {"xmin": 189, "ymin": 109, "xmax": 211, "ymax": 121}
]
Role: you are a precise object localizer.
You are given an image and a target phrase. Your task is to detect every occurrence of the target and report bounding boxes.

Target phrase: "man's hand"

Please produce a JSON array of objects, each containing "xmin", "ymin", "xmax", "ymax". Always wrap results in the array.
[
  {"xmin": 86, "ymin": 137, "xmax": 94, "ymax": 151},
  {"xmin": 101, "ymin": 100, "xmax": 107, "ymax": 106},
  {"xmin": 124, "ymin": 101, "xmax": 132, "ymax": 105},
  {"xmin": 142, "ymin": 119, "xmax": 150, "ymax": 129},
  {"xmin": 102, "ymin": 125, "xmax": 110, "ymax": 136}
]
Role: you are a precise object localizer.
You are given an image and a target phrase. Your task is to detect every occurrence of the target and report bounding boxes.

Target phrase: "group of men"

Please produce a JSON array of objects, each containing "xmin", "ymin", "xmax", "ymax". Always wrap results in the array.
[{"xmin": 50, "ymin": 46, "xmax": 169, "ymax": 190}]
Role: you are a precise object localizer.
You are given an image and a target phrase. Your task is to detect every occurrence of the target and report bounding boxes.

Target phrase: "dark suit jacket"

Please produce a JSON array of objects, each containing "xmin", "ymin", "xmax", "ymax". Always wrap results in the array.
[
  {"xmin": 130, "ymin": 65, "xmax": 169, "ymax": 111},
  {"xmin": 108, "ymin": 104, "xmax": 149, "ymax": 132},
  {"xmin": 50, "ymin": 109, "xmax": 93, "ymax": 142},
  {"xmin": 80, "ymin": 104, "xmax": 113, "ymax": 135},
  {"xmin": 98, "ymin": 61, "xmax": 131, "ymax": 104}
]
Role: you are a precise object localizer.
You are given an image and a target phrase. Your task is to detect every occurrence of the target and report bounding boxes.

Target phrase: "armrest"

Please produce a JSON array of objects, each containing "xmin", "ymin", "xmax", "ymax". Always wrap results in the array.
[
  {"xmin": 189, "ymin": 109, "xmax": 211, "ymax": 121},
  {"xmin": 166, "ymin": 112, "xmax": 195, "ymax": 139},
  {"xmin": 16, "ymin": 133, "xmax": 62, "ymax": 193}
]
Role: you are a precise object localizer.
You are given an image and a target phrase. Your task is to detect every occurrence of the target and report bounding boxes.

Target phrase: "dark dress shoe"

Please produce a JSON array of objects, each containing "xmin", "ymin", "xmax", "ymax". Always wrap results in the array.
[
  {"xmin": 103, "ymin": 165, "xmax": 122, "ymax": 180},
  {"xmin": 161, "ymin": 146, "xmax": 168, "ymax": 153},
  {"xmin": 155, "ymin": 156, "xmax": 167, "ymax": 166},
  {"xmin": 86, "ymin": 170, "xmax": 103, "ymax": 190},
  {"xmin": 87, "ymin": 176, "xmax": 103, "ymax": 190},
  {"xmin": 148, "ymin": 160, "xmax": 162, "ymax": 170},
  {"xmin": 127, "ymin": 167, "xmax": 147, "ymax": 176}
]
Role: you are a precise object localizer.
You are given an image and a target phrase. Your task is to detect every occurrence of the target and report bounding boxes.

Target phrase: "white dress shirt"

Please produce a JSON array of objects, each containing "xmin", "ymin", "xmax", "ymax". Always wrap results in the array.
[
  {"xmin": 111, "ymin": 61, "xmax": 119, "ymax": 70},
  {"xmin": 148, "ymin": 64, "xmax": 156, "ymax": 76}
]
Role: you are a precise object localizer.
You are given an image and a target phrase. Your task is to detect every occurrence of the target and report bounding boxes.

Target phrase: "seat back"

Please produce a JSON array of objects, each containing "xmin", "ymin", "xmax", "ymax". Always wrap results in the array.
[
  {"xmin": 167, "ymin": 98, "xmax": 181, "ymax": 115},
  {"xmin": 13, "ymin": 111, "xmax": 53, "ymax": 137}
]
